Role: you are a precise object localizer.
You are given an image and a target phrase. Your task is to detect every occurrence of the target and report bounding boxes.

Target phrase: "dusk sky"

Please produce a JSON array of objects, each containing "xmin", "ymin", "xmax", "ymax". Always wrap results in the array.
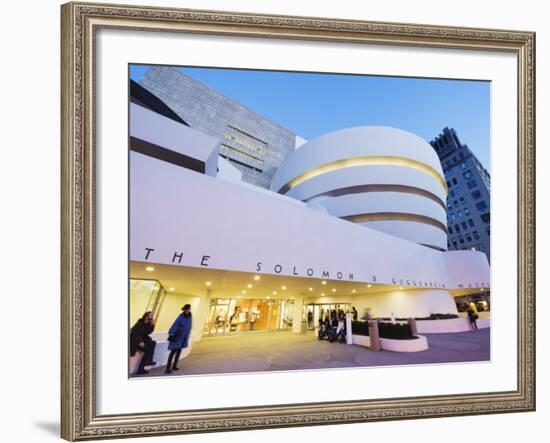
[{"xmin": 130, "ymin": 64, "xmax": 491, "ymax": 171}]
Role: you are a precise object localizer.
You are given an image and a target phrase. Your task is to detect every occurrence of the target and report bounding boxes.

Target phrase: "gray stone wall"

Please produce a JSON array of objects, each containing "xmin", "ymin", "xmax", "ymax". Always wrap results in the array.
[{"xmin": 139, "ymin": 66, "xmax": 297, "ymax": 189}]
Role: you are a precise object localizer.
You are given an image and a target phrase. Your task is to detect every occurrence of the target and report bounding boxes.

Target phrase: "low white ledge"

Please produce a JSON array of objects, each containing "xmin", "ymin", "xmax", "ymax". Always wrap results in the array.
[{"xmin": 351, "ymin": 334, "xmax": 428, "ymax": 352}]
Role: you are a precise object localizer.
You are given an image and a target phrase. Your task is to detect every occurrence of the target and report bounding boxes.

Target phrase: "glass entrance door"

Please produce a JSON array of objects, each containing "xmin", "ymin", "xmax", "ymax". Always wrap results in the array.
[
  {"xmin": 204, "ymin": 298, "xmax": 236, "ymax": 336},
  {"xmin": 203, "ymin": 298, "xmax": 296, "ymax": 336}
]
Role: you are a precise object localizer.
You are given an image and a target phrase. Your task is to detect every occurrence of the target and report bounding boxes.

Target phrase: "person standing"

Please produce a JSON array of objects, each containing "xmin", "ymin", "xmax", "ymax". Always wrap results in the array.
[
  {"xmin": 352, "ymin": 306, "xmax": 358, "ymax": 321},
  {"xmin": 165, "ymin": 304, "xmax": 193, "ymax": 374},
  {"xmin": 249, "ymin": 311, "xmax": 257, "ymax": 330},
  {"xmin": 130, "ymin": 311, "xmax": 157, "ymax": 375},
  {"xmin": 467, "ymin": 308, "xmax": 478, "ymax": 330}
]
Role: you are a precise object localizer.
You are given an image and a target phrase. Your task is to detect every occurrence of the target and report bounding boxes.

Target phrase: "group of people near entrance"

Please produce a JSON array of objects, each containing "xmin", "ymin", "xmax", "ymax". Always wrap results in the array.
[
  {"xmin": 129, "ymin": 304, "xmax": 192, "ymax": 375},
  {"xmin": 318, "ymin": 308, "xmax": 347, "ymax": 329}
]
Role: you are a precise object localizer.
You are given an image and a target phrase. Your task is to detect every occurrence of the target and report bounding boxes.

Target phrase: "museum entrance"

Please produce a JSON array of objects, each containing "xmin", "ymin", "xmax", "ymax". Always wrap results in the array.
[
  {"xmin": 305, "ymin": 303, "xmax": 351, "ymax": 331},
  {"xmin": 203, "ymin": 298, "xmax": 295, "ymax": 336}
]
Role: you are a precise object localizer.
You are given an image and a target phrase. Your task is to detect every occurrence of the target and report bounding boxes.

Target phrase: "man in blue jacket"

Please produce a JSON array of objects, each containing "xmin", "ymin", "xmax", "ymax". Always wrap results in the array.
[{"xmin": 165, "ymin": 304, "xmax": 193, "ymax": 374}]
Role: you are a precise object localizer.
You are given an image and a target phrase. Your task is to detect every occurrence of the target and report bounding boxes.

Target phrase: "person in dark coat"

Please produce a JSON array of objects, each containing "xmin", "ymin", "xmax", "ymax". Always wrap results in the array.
[
  {"xmin": 165, "ymin": 304, "xmax": 193, "ymax": 374},
  {"xmin": 130, "ymin": 311, "xmax": 156, "ymax": 375},
  {"xmin": 467, "ymin": 308, "xmax": 479, "ymax": 330}
]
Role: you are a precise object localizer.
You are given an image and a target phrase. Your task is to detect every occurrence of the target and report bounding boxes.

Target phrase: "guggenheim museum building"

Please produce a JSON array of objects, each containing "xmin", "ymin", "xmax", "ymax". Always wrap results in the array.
[{"xmin": 129, "ymin": 66, "xmax": 490, "ymax": 346}]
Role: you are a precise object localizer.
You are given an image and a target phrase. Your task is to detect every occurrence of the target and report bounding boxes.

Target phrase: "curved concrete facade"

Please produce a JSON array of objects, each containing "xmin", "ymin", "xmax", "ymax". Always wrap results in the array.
[
  {"xmin": 286, "ymin": 166, "xmax": 447, "ymax": 206},
  {"xmin": 271, "ymin": 126, "xmax": 448, "ymax": 250},
  {"xmin": 358, "ymin": 221, "xmax": 447, "ymax": 251}
]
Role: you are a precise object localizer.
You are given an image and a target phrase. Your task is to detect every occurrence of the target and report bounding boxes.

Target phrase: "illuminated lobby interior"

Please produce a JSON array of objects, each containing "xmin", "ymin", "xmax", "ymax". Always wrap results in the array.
[{"xmin": 130, "ymin": 263, "xmax": 490, "ymax": 343}]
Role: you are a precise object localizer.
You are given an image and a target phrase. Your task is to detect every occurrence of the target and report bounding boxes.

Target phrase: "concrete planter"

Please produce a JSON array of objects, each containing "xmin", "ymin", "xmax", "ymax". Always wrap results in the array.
[
  {"xmin": 351, "ymin": 334, "xmax": 428, "ymax": 352},
  {"xmin": 379, "ymin": 335, "xmax": 428, "ymax": 352},
  {"xmin": 351, "ymin": 334, "xmax": 371, "ymax": 347}
]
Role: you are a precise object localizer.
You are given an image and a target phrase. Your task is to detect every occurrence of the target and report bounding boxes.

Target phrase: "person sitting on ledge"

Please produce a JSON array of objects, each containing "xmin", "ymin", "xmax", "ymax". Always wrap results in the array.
[{"xmin": 130, "ymin": 311, "xmax": 157, "ymax": 375}]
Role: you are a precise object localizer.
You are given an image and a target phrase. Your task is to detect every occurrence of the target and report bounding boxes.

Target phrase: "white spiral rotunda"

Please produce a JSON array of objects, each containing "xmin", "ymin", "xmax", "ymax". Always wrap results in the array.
[{"xmin": 270, "ymin": 126, "xmax": 448, "ymax": 251}]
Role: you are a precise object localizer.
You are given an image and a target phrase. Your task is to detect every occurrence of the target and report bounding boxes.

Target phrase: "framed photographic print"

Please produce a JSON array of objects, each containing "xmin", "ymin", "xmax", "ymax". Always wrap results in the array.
[{"xmin": 61, "ymin": 1, "xmax": 536, "ymax": 440}]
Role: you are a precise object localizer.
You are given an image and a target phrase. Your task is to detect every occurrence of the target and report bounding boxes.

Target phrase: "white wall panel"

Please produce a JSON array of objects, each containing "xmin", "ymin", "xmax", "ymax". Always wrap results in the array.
[
  {"xmin": 130, "ymin": 152, "xmax": 489, "ymax": 289},
  {"xmin": 351, "ymin": 289, "xmax": 459, "ymax": 318},
  {"xmin": 359, "ymin": 221, "xmax": 447, "ymax": 250}
]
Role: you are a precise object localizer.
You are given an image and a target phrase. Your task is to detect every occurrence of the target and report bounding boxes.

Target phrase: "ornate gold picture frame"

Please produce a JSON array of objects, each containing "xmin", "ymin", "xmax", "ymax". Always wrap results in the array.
[{"xmin": 61, "ymin": 1, "xmax": 535, "ymax": 440}]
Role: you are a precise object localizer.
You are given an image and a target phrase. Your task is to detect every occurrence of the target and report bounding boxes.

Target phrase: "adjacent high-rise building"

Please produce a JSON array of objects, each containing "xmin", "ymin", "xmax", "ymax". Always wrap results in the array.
[
  {"xmin": 139, "ymin": 66, "xmax": 301, "ymax": 189},
  {"xmin": 430, "ymin": 127, "xmax": 491, "ymax": 262}
]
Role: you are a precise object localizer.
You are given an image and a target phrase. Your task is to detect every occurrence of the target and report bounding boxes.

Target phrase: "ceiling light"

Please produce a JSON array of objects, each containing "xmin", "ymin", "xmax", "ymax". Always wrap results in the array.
[
  {"xmin": 399, "ymin": 286, "xmax": 403, "ymax": 289},
  {"xmin": 272, "ymin": 291, "xmax": 277, "ymax": 295},
  {"xmin": 321, "ymin": 281, "xmax": 327, "ymax": 285},
  {"xmin": 242, "ymin": 290, "xmax": 246, "ymax": 294},
  {"xmin": 308, "ymin": 287, "xmax": 313, "ymax": 291},
  {"xmin": 169, "ymin": 287, "xmax": 175, "ymax": 291},
  {"xmin": 321, "ymin": 293, "xmax": 325, "ymax": 297},
  {"xmin": 254, "ymin": 275, "xmax": 261, "ymax": 281},
  {"xmin": 281, "ymin": 285, "xmax": 287, "ymax": 290},
  {"xmin": 352, "ymin": 289, "xmax": 356, "ymax": 293},
  {"xmin": 238, "ymin": 295, "xmax": 242, "ymax": 299},
  {"xmin": 145, "ymin": 266, "xmax": 154, "ymax": 272},
  {"xmin": 331, "ymin": 288, "xmax": 336, "ymax": 292},
  {"xmin": 205, "ymin": 281, "xmax": 212, "ymax": 286},
  {"xmin": 266, "ymin": 296, "xmax": 271, "ymax": 300},
  {"xmin": 367, "ymin": 284, "xmax": 372, "ymax": 288},
  {"xmin": 247, "ymin": 284, "xmax": 253, "ymax": 289}
]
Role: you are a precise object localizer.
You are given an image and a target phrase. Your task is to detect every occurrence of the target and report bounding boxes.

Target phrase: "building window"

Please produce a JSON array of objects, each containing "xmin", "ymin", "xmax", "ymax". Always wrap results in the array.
[
  {"xmin": 449, "ymin": 226, "xmax": 453, "ymax": 234},
  {"xmin": 461, "ymin": 221, "xmax": 468, "ymax": 230},
  {"xmin": 477, "ymin": 243, "xmax": 484, "ymax": 251},
  {"xmin": 454, "ymin": 224, "xmax": 461, "ymax": 233},
  {"xmin": 452, "ymin": 178, "xmax": 458, "ymax": 185},
  {"xmin": 464, "ymin": 207, "xmax": 470, "ymax": 215},
  {"xmin": 460, "ymin": 162, "xmax": 468, "ymax": 170},
  {"xmin": 451, "ymin": 213, "xmax": 456, "ymax": 221},
  {"xmin": 459, "ymin": 235, "xmax": 465, "ymax": 244},
  {"xmin": 468, "ymin": 218, "xmax": 475, "ymax": 227},
  {"xmin": 446, "ymin": 180, "xmax": 452, "ymax": 188},
  {"xmin": 467, "ymin": 179, "xmax": 478, "ymax": 189},
  {"xmin": 466, "ymin": 234, "xmax": 472, "ymax": 242},
  {"xmin": 458, "ymin": 210, "xmax": 464, "ymax": 218},
  {"xmin": 455, "ymin": 186, "xmax": 461, "ymax": 195},
  {"xmin": 481, "ymin": 213, "xmax": 490, "ymax": 223},
  {"xmin": 473, "ymin": 230, "xmax": 480, "ymax": 240},
  {"xmin": 471, "ymin": 190, "xmax": 482, "ymax": 199},
  {"xmin": 476, "ymin": 201, "xmax": 488, "ymax": 211},
  {"xmin": 447, "ymin": 202, "xmax": 453, "ymax": 210},
  {"xmin": 454, "ymin": 200, "xmax": 459, "ymax": 208},
  {"xmin": 450, "ymin": 190, "xmax": 455, "ymax": 198},
  {"xmin": 463, "ymin": 170, "xmax": 473, "ymax": 179},
  {"xmin": 220, "ymin": 144, "xmax": 265, "ymax": 164},
  {"xmin": 459, "ymin": 197, "xmax": 465, "ymax": 205},
  {"xmin": 486, "ymin": 226, "xmax": 490, "ymax": 235}
]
